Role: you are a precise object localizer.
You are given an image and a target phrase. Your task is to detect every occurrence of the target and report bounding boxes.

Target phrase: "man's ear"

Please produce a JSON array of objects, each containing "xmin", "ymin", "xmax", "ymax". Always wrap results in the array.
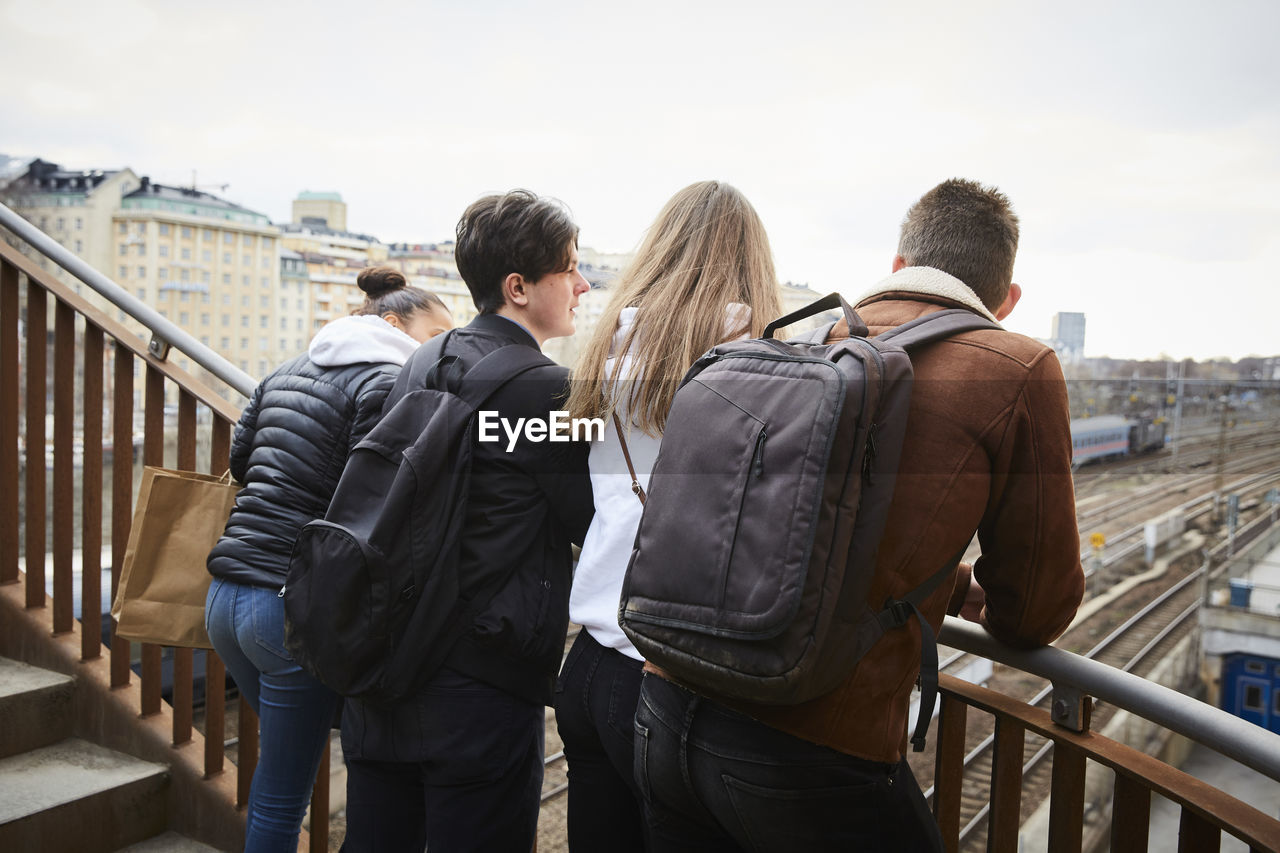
[
  {"xmin": 891, "ymin": 255, "xmax": 907, "ymax": 273},
  {"xmin": 995, "ymin": 282, "xmax": 1022, "ymax": 321},
  {"xmin": 502, "ymin": 272, "xmax": 530, "ymax": 308}
]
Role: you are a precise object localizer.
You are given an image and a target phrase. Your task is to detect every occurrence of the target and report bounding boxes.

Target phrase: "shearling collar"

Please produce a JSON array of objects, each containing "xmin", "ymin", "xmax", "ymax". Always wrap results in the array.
[{"xmin": 855, "ymin": 266, "xmax": 1001, "ymax": 326}]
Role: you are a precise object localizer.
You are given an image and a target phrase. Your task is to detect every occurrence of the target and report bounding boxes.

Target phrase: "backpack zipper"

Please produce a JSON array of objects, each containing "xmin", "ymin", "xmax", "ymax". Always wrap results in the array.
[
  {"xmin": 862, "ymin": 424, "xmax": 877, "ymax": 485},
  {"xmin": 752, "ymin": 429, "xmax": 767, "ymax": 477}
]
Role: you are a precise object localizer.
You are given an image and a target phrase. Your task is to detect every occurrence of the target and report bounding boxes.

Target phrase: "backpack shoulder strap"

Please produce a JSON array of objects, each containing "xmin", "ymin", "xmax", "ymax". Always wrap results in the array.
[
  {"xmin": 785, "ymin": 319, "xmax": 839, "ymax": 345},
  {"xmin": 455, "ymin": 344, "xmax": 551, "ymax": 409},
  {"xmin": 875, "ymin": 308, "xmax": 999, "ymax": 350}
]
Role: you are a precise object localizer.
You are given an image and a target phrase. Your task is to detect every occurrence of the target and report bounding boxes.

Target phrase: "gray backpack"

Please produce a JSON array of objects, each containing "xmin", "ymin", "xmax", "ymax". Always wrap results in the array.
[{"xmin": 619, "ymin": 293, "xmax": 995, "ymax": 751}]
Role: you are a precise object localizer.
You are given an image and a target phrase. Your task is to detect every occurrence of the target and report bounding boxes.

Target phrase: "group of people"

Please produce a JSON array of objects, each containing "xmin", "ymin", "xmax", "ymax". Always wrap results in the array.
[{"xmin": 206, "ymin": 178, "xmax": 1084, "ymax": 852}]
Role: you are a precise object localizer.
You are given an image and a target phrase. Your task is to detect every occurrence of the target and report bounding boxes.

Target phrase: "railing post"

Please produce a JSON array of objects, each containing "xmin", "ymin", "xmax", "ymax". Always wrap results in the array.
[
  {"xmin": 934, "ymin": 692, "xmax": 967, "ymax": 853},
  {"xmin": 1178, "ymin": 808, "xmax": 1221, "ymax": 852},
  {"xmin": 0, "ymin": 257, "xmax": 18, "ymax": 585},
  {"xmin": 1047, "ymin": 740, "xmax": 1086, "ymax": 853},
  {"xmin": 989, "ymin": 716, "xmax": 1025, "ymax": 853},
  {"xmin": 1111, "ymin": 771, "xmax": 1152, "ymax": 852},
  {"xmin": 204, "ymin": 414, "xmax": 231, "ymax": 780},
  {"xmin": 140, "ymin": 363, "xmax": 164, "ymax": 716},
  {"xmin": 52, "ymin": 299, "xmax": 75, "ymax": 634},
  {"xmin": 24, "ymin": 280, "xmax": 46, "ymax": 609},
  {"xmin": 172, "ymin": 390, "xmax": 197, "ymax": 746},
  {"xmin": 81, "ymin": 323, "xmax": 104, "ymax": 661},
  {"xmin": 110, "ymin": 341, "xmax": 134, "ymax": 688}
]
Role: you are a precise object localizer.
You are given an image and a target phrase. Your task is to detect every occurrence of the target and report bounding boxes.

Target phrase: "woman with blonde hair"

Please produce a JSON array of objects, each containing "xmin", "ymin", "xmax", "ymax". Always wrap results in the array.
[{"xmin": 556, "ymin": 180, "xmax": 782, "ymax": 850}]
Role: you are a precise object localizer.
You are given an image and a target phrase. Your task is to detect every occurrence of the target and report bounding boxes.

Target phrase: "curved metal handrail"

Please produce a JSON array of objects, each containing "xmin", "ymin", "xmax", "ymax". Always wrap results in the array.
[
  {"xmin": 0, "ymin": 200, "xmax": 257, "ymax": 396},
  {"xmin": 938, "ymin": 616, "xmax": 1280, "ymax": 781}
]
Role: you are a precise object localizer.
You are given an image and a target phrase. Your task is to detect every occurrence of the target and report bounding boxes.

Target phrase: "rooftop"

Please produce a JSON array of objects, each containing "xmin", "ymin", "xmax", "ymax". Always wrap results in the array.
[
  {"xmin": 296, "ymin": 190, "xmax": 343, "ymax": 201},
  {"xmin": 122, "ymin": 178, "xmax": 270, "ymax": 226}
]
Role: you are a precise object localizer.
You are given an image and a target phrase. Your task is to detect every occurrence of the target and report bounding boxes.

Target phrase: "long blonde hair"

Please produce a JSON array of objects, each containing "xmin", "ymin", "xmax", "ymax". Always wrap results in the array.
[{"xmin": 568, "ymin": 181, "xmax": 782, "ymax": 434}]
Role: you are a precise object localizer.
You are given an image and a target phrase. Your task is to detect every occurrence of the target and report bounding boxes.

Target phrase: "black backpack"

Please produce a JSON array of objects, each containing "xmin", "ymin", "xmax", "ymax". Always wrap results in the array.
[
  {"xmin": 282, "ymin": 335, "xmax": 549, "ymax": 704},
  {"xmin": 619, "ymin": 294, "xmax": 995, "ymax": 751}
]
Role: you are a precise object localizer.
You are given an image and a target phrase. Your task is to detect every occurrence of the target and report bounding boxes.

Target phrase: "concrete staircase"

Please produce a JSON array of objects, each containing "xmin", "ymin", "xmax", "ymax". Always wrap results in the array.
[{"xmin": 0, "ymin": 656, "xmax": 223, "ymax": 852}]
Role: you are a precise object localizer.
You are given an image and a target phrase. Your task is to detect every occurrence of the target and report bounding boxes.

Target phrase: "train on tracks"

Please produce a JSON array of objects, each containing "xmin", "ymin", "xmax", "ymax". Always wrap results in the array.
[{"xmin": 1071, "ymin": 414, "xmax": 1168, "ymax": 466}]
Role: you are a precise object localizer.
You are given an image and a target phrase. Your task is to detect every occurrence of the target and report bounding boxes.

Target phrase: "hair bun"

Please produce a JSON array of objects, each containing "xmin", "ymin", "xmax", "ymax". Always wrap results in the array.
[{"xmin": 357, "ymin": 266, "xmax": 407, "ymax": 297}]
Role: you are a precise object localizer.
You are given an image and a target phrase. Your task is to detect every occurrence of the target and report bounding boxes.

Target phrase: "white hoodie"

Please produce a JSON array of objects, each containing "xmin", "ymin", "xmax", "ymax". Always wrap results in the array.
[
  {"xmin": 570, "ymin": 303, "xmax": 751, "ymax": 660},
  {"xmin": 307, "ymin": 314, "xmax": 421, "ymax": 368}
]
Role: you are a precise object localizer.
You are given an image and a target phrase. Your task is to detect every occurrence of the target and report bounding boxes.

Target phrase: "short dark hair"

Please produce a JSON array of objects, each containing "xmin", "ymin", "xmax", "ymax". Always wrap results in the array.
[
  {"xmin": 897, "ymin": 178, "xmax": 1020, "ymax": 310},
  {"xmin": 454, "ymin": 189, "xmax": 579, "ymax": 314}
]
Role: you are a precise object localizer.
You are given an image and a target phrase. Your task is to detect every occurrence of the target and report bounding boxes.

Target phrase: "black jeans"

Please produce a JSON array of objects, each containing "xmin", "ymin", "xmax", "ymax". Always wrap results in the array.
[
  {"xmin": 340, "ymin": 668, "xmax": 544, "ymax": 853},
  {"xmin": 634, "ymin": 674, "xmax": 944, "ymax": 853},
  {"xmin": 554, "ymin": 629, "xmax": 647, "ymax": 852}
]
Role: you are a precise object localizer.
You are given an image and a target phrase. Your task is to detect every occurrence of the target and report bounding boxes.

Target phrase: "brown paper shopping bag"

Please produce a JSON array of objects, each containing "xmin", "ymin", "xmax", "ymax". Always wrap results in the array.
[{"xmin": 110, "ymin": 466, "xmax": 239, "ymax": 649}]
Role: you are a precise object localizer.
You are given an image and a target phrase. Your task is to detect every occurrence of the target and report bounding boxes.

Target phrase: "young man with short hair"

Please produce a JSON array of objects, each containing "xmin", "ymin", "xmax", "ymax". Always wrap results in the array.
[
  {"xmin": 340, "ymin": 189, "xmax": 594, "ymax": 852},
  {"xmin": 635, "ymin": 178, "xmax": 1085, "ymax": 851}
]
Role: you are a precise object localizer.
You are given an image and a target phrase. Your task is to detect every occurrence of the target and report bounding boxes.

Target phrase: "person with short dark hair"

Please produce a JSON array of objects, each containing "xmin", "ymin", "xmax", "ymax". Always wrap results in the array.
[
  {"xmin": 206, "ymin": 271, "xmax": 450, "ymax": 853},
  {"xmin": 634, "ymin": 178, "xmax": 1084, "ymax": 851},
  {"xmin": 339, "ymin": 189, "xmax": 595, "ymax": 853}
]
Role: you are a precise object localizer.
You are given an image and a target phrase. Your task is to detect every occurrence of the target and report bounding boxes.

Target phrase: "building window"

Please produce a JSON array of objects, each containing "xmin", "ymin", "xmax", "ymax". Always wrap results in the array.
[
  {"xmin": 240, "ymin": 359, "xmax": 248, "ymax": 371},
  {"xmin": 201, "ymin": 271, "xmax": 211, "ymax": 284},
  {"xmin": 181, "ymin": 226, "xmax": 193, "ymax": 239},
  {"xmin": 261, "ymin": 257, "xmax": 270, "ymax": 269},
  {"xmin": 259, "ymin": 315, "xmax": 268, "ymax": 328},
  {"xmin": 279, "ymin": 338, "xmax": 287, "ymax": 350},
  {"xmin": 241, "ymin": 315, "xmax": 249, "ymax": 327},
  {"xmin": 241, "ymin": 294, "xmax": 250, "ymax": 307},
  {"xmin": 118, "ymin": 223, "xmax": 127, "ymax": 235},
  {"xmin": 1244, "ymin": 683, "xmax": 1265, "ymax": 712},
  {"xmin": 75, "ymin": 218, "xmax": 83, "ymax": 231},
  {"xmin": 223, "ymin": 252, "xmax": 232, "ymax": 265},
  {"xmin": 137, "ymin": 223, "xmax": 145, "ymax": 235},
  {"xmin": 221, "ymin": 293, "xmax": 230, "ymax": 305},
  {"xmin": 159, "ymin": 245, "xmax": 169, "ymax": 258},
  {"xmin": 242, "ymin": 254, "xmax": 251, "ymax": 266},
  {"xmin": 201, "ymin": 313, "xmax": 210, "ymax": 326},
  {"xmin": 261, "ymin": 276, "xmax": 270, "ymax": 288},
  {"xmin": 56, "ymin": 217, "xmax": 65, "ymax": 231},
  {"xmin": 137, "ymin": 288, "xmax": 145, "ymax": 299},
  {"xmin": 243, "ymin": 234, "xmax": 253, "ymax": 247},
  {"xmin": 180, "ymin": 269, "xmax": 190, "ymax": 282},
  {"xmin": 263, "ymin": 237, "xmax": 273, "ymax": 249},
  {"xmin": 203, "ymin": 229, "xmax": 214, "ymax": 241},
  {"xmin": 260, "ymin": 294, "xmax": 270, "ymax": 308},
  {"xmin": 222, "ymin": 314, "xmax": 230, "ymax": 327},
  {"xmin": 159, "ymin": 224, "xmax": 170, "ymax": 236},
  {"xmin": 258, "ymin": 337, "xmax": 269, "ymax": 351},
  {"xmin": 119, "ymin": 245, "xmax": 128, "ymax": 256},
  {"xmin": 221, "ymin": 336, "xmax": 230, "ymax": 350},
  {"xmin": 296, "ymin": 338, "xmax": 304, "ymax": 349},
  {"xmin": 158, "ymin": 267, "xmax": 168, "ymax": 279},
  {"xmin": 296, "ymin": 318, "xmax": 304, "ymax": 331},
  {"xmin": 279, "ymin": 317, "xmax": 287, "ymax": 330},
  {"xmin": 119, "ymin": 265, "xmax": 128, "ymax": 278},
  {"xmin": 180, "ymin": 291, "xmax": 190, "ymax": 301},
  {"xmin": 181, "ymin": 248, "xmax": 191, "ymax": 260},
  {"xmin": 224, "ymin": 232, "xmax": 234, "ymax": 245},
  {"xmin": 201, "ymin": 335, "xmax": 209, "ymax": 346},
  {"xmin": 138, "ymin": 266, "xmax": 146, "ymax": 278},
  {"xmin": 75, "ymin": 240, "xmax": 83, "ymax": 253},
  {"xmin": 203, "ymin": 250, "xmax": 212, "ymax": 262},
  {"xmin": 136, "ymin": 243, "xmax": 146, "ymax": 256},
  {"xmin": 242, "ymin": 275, "xmax": 250, "ymax": 287},
  {"xmin": 179, "ymin": 312, "xmax": 189, "ymax": 325},
  {"xmin": 1247, "ymin": 661, "xmax": 1266, "ymax": 675},
  {"xmin": 223, "ymin": 273, "xmax": 231, "ymax": 285}
]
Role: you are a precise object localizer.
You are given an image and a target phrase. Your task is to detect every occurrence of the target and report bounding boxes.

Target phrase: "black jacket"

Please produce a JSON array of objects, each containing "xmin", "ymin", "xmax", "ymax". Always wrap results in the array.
[
  {"xmin": 206, "ymin": 355, "xmax": 399, "ymax": 588},
  {"xmin": 342, "ymin": 314, "xmax": 594, "ymax": 761}
]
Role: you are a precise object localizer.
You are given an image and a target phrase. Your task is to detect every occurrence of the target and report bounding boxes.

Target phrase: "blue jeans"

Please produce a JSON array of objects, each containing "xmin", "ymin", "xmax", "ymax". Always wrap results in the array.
[
  {"xmin": 206, "ymin": 577, "xmax": 340, "ymax": 853},
  {"xmin": 554, "ymin": 629, "xmax": 647, "ymax": 853},
  {"xmin": 634, "ymin": 674, "xmax": 944, "ymax": 853}
]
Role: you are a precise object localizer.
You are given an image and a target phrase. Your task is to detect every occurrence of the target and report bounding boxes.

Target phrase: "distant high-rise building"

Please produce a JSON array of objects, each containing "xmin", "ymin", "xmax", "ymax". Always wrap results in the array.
[{"xmin": 1051, "ymin": 311, "xmax": 1086, "ymax": 363}]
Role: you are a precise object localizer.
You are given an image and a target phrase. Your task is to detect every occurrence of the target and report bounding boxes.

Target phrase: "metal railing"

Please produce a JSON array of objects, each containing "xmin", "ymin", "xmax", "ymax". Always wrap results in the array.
[
  {"xmin": 935, "ymin": 616, "xmax": 1280, "ymax": 852},
  {"xmin": 0, "ymin": 201, "xmax": 330, "ymax": 852}
]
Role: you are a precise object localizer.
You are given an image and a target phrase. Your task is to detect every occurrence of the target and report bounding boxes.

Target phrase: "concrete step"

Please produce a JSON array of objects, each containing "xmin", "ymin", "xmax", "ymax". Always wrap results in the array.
[
  {"xmin": 0, "ymin": 738, "xmax": 169, "ymax": 853},
  {"xmin": 0, "ymin": 656, "xmax": 75, "ymax": 759},
  {"xmin": 115, "ymin": 830, "xmax": 227, "ymax": 852}
]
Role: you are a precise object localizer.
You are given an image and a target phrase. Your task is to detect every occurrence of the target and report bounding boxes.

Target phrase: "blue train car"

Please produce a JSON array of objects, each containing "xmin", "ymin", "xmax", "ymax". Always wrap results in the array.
[{"xmin": 1071, "ymin": 415, "xmax": 1132, "ymax": 465}]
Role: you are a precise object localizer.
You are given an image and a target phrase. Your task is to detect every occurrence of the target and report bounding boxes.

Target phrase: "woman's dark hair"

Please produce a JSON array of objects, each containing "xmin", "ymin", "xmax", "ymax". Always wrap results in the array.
[
  {"xmin": 454, "ymin": 189, "xmax": 578, "ymax": 314},
  {"xmin": 353, "ymin": 266, "xmax": 448, "ymax": 319}
]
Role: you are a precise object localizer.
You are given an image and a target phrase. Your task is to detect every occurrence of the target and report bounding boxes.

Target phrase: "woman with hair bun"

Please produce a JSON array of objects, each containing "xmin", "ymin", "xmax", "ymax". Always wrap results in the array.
[{"xmin": 205, "ymin": 266, "xmax": 451, "ymax": 853}]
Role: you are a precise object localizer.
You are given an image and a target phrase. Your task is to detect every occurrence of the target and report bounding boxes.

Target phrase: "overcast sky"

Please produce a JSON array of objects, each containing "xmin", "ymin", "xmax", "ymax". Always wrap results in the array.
[{"xmin": 3, "ymin": 0, "xmax": 1278, "ymax": 360}]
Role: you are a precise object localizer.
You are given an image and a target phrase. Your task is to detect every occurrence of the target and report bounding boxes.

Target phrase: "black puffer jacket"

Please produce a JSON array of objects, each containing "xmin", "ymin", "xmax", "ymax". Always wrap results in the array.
[{"xmin": 207, "ymin": 352, "xmax": 401, "ymax": 589}]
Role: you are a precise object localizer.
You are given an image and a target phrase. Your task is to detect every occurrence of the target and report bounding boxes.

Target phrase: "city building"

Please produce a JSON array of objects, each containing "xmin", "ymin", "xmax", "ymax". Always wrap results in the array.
[
  {"xmin": 292, "ymin": 190, "xmax": 347, "ymax": 231},
  {"xmin": 5, "ymin": 159, "xmax": 288, "ymax": 380},
  {"xmin": 1051, "ymin": 311, "xmax": 1087, "ymax": 363}
]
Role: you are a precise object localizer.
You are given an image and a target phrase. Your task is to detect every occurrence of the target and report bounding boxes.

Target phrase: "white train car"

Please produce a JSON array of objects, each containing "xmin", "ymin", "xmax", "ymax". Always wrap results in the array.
[{"xmin": 1071, "ymin": 415, "xmax": 1132, "ymax": 465}]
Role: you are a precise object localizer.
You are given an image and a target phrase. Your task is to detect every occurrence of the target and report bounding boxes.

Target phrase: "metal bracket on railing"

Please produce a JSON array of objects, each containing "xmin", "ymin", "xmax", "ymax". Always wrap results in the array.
[
  {"xmin": 148, "ymin": 334, "xmax": 171, "ymax": 361},
  {"xmin": 1051, "ymin": 683, "xmax": 1092, "ymax": 733}
]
